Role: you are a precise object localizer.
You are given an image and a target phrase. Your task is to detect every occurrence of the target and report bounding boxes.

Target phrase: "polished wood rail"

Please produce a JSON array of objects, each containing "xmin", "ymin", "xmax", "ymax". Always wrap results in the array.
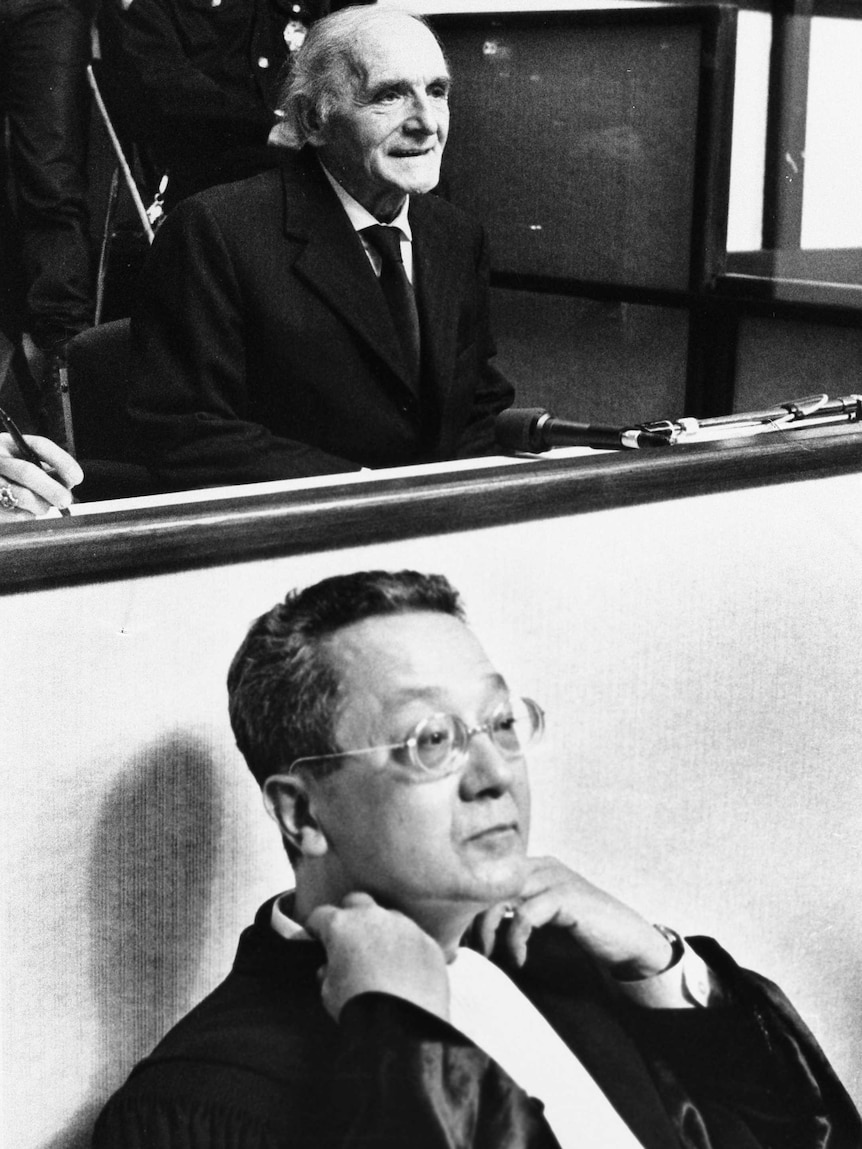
[{"xmin": 2, "ymin": 423, "xmax": 860, "ymax": 594}]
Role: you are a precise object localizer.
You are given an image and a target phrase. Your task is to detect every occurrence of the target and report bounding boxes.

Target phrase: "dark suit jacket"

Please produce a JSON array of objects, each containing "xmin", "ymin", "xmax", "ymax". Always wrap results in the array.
[
  {"xmin": 127, "ymin": 149, "xmax": 514, "ymax": 491},
  {"xmin": 92, "ymin": 900, "xmax": 862, "ymax": 1149}
]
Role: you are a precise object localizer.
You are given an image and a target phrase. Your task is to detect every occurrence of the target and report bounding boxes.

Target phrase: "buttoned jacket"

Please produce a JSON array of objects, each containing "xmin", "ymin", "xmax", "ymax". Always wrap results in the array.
[{"xmin": 127, "ymin": 148, "xmax": 514, "ymax": 489}]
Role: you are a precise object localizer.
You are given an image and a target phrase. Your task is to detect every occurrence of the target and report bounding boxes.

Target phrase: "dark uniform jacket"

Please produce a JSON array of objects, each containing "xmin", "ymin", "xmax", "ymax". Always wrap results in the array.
[
  {"xmin": 97, "ymin": 0, "xmax": 299, "ymax": 203},
  {"xmin": 126, "ymin": 148, "xmax": 514, "ymax": 490},
  {"xmin": 92, "ymin": 898, "xmax": 862, "ymax": 1148}
]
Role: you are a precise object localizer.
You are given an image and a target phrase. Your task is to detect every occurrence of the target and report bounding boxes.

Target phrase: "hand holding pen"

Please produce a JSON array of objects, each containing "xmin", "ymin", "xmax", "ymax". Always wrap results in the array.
[{"xmin": 0, "ymin": 405, "xmax": 83, "ymax": 520}]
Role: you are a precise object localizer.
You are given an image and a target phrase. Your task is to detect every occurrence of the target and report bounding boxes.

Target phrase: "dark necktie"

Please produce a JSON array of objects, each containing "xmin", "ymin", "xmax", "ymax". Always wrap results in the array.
[{"xmin": 362, "ymin": 224, "xmax": 421, "ymax": 389}]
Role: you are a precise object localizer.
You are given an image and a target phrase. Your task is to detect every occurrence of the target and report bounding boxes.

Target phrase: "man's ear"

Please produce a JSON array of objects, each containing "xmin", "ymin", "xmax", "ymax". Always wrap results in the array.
[
  {"xmin": 299, "ymin": 99, "xmax": 325, "ymax": 148},
  {"xmin": 263, "ymin": 774, "xmax": 329, "ymax": 859}
]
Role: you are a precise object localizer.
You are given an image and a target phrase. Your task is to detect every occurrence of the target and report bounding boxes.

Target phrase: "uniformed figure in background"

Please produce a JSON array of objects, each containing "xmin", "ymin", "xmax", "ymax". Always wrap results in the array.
[
  {"xmin": 96, "ymin": 0, "xmax": 374, "ymax": 210},
  {"xmin": 0, "ymin": 0, "xmax": 94, "ymax": 436}
]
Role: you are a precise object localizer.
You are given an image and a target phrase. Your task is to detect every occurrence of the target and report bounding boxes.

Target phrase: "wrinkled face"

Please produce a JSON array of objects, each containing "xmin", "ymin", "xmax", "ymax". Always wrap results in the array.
[
  {"xmin": 313, "ymin": 17, "xmax": 450, "ymax": 220},
  {"xmin": 306, "ymin": 612, "xmax": 531, "ymax": 942}
]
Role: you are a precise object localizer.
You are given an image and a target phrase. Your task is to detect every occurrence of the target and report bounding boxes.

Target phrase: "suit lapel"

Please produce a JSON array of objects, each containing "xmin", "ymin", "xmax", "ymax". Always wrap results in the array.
[{"xmin": 279, "ymin": 154, "xmax": 417, "ymax": 397}]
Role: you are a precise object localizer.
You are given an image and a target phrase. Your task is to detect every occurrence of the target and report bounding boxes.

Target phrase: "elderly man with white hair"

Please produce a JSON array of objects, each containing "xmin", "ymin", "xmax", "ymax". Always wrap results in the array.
[{"xmin": 124, "ymin": 5, "xmax": 514, "ymax": 493}]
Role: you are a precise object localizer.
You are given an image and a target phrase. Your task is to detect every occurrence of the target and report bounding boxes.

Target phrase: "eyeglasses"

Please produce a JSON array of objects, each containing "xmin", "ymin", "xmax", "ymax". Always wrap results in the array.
[{"xmin": 288, "ymin": 696, "xmax": 545, "ymax": 779}]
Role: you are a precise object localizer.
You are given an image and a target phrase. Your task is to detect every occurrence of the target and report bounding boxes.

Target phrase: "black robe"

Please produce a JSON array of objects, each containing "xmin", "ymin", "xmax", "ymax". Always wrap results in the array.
[{"xmin": 92, "ymin": 899, "xmax": 862, "ymax": 1148}]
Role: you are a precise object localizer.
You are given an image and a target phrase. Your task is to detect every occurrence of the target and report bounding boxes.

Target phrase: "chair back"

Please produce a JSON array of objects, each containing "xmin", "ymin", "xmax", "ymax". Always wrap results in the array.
[
  {"xmin": 65, "ymin": 318, "xmax": 134, "ymax": 462},
  {"xmin": 63, "ymin": 318, "xmax": 161, "ymax": 500}
]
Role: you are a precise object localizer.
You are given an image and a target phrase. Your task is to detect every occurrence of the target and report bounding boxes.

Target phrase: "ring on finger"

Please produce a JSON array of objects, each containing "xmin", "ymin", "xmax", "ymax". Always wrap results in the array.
[{"xmin": 0, "ymin": 484, "xmax": 20, "ymax": 511}]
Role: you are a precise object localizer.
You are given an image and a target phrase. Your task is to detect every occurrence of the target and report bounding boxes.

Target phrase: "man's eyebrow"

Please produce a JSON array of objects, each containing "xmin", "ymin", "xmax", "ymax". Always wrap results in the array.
[
  {"xmin": 427, "ymin": 73, "xmax": 452, "ymax": 93},
  {"xmin": 366, "ymin": 72, "xmax": 451, "ymax": 95},
  {"xmin": 369, "ymin": 78, "xmax": 411, "ymax": 95},
  {"xmin": 387, "ymin": 686, "xmax": 446, "ymax": 705},
  {"xmin": 388, "ymin": 673, "xmax": 510, "ymax": 706}
]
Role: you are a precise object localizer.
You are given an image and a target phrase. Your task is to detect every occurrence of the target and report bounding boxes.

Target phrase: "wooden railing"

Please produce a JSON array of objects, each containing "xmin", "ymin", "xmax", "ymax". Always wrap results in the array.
[{"xmin": 2, "ymin": 423, "xmax": 860, "ymax": 594}]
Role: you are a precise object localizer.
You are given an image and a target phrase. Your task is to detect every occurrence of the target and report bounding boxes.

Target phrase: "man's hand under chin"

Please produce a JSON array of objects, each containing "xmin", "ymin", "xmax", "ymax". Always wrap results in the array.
[
  {"xmin": 474, "ymin": 856, "xmax": 675, "ymax": 981},
  {"xmin": 305, "ymin": 892, "xmax": 450, "ymax": 1022}
]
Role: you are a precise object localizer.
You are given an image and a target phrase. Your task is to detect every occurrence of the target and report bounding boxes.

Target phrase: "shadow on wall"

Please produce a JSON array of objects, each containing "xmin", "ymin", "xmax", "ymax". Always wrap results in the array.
[
  {"xmin": 42, "ymin": 730, "xmax": 227, "ymax": 1149},
  {"xmin": 37, "ymin": 1103, "xmax": 104, "ymax": 1149}
]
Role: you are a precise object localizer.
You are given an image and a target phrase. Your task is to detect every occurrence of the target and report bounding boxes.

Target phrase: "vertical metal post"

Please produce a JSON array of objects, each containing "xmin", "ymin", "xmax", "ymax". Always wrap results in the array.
[{"xmin": 762, "ymin": 3, "xmax": 812, "ymax": 251}]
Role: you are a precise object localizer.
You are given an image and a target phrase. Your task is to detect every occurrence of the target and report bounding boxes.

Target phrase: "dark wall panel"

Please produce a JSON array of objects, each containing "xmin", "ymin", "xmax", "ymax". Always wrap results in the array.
[
  {"xmin": 490, "ymin": 288, "xmax": 688, "ymax": 424},
  {"xmin": 438, "ymin": 17, "xmax": 704, "ymax": 290},
  {"xmin": 734, "ymin": 316, "xmax": 862, "ymax": 411}
]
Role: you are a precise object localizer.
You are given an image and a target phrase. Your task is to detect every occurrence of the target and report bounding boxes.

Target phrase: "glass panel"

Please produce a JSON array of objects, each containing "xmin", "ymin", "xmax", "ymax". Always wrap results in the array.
[
  {"xmin": 726, "ymin": 10, "xmax": 771, "ymax": 253},
  {"xmin": 440, "ymin": 19, "xmax": 702, "ymax": 291},
  {"xmin": 734, "ymin": 316, "xmax": 862, "ymax": 412},
  {"xmin": 491, "ymin": 289, "xmax": 688, "ymax": 425},
  {"xmin": 726, "ymin": 11, "xmax": 862, "ymax": 304},
  {"xmin": 801, "ymin": 17, "xmax": 862, "ymax": 249}
]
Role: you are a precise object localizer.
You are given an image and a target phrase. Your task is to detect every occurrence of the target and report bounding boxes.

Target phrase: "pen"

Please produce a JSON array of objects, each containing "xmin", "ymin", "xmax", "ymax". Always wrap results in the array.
[{"xmin": 0, "ymin": 403, "xmax": 72, "ymax": 517}]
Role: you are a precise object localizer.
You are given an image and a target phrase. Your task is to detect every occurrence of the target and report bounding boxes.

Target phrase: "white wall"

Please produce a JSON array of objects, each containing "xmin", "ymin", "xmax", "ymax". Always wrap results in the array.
[
  {"xmin": 2, "ymin": 469, "xmax": 861, "ymax": 1147},
  {"xmin": 802, "ymin": 17, "xmax": 862, "ymax": 250},
  {"xmin": 726, "ymin": 10, "xmax": 770, "ymax": 253}
]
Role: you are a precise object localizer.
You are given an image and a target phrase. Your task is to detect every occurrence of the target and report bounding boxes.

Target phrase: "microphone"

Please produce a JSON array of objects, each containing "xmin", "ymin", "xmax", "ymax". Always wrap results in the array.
[{"xmin": 495, "ymin": 408, "xmax": 670, "ymax": 453}]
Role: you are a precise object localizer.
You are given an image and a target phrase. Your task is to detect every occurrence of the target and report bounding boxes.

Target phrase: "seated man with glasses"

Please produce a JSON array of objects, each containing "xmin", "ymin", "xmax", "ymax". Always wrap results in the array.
[{"xmin": 93, "ymin": 570, "xmax": 860, "ymax": 1148}]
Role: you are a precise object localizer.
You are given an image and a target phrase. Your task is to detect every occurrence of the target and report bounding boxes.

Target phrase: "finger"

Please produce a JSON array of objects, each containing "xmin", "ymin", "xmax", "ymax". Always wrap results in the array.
[
  {"xmin": 474, "ymin": 901, "xmax": 514, "ymax": 956},
  {"xmin": 518, "ymin": 856, "xmax": 571, "ymax": 895},
  {"xmin": 503, "ymin": 881, "xmax": 584, "ymax": 967},
  {"xmin": 505, "ymin": 910, "xmax": 535, "ymax": 967},
  {"xmin": 341, "ymin": 891, "xmax": 377, "ymax": 910},
  {"xmin": 317, "ymin": 969, "xmax": 339, "ymax": 1020},
  {"xmin": 16, "ymin": 435, "xmax": 84, "ymax": 488},
  {"xmin": 516, "ymin": 885, "xmax": 581, "ymax": 934},
  {"xmin": 0, "ymin": 506, "xmax": 29, "ymax": 522},
  {"xmin": 304, "ymin": 904, "xmax": 339, "ymax": 943},
  {"xmin": 0, "ymin": 481, "xmax": 49, "ymax": 519},
  {"xmin": 0, "ymin": 457, "xmax": 75, "ymax": 510}
]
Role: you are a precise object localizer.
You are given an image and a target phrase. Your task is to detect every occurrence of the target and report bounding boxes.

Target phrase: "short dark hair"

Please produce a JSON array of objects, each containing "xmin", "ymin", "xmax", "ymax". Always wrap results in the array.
[{"xmin": 227, "ymin": 570, "xmax": 464, "ymax": 787}]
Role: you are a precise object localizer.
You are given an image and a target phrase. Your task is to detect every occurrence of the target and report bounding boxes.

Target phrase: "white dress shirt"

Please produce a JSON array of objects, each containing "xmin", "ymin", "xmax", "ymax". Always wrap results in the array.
[{"xmin": 319, "ymin": 162, "xmax": 414, "ymax": 283}]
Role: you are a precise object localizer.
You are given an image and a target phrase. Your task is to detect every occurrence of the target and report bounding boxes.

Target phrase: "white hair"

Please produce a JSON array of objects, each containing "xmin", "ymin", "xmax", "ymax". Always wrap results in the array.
[{"xmin": 275, "ymin": 6, "xmax": 441, "ymax": 149}]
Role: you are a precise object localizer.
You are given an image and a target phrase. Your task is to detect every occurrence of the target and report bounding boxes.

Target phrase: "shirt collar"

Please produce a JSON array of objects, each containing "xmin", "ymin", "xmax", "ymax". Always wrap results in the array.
[
  {"xmin": 270, "ymin": 890, "xmax": 313, "ymax": 942},
  {"xmin": 319, "ymin": 160, "xmax": 413, "ymax": 243}
]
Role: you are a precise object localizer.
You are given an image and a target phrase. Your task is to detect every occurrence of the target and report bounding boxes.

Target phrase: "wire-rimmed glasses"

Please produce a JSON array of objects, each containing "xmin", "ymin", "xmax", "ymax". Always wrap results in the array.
[{"xmin": 288, "ymin": 696, "xmax": 545, "ymax": 780}]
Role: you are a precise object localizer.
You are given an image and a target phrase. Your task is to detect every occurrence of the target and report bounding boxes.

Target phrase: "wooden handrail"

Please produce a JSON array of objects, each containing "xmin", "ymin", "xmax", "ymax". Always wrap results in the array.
[{"xmin": 2, "ymin": 424, "xmax": 861, "ymax": 594}]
